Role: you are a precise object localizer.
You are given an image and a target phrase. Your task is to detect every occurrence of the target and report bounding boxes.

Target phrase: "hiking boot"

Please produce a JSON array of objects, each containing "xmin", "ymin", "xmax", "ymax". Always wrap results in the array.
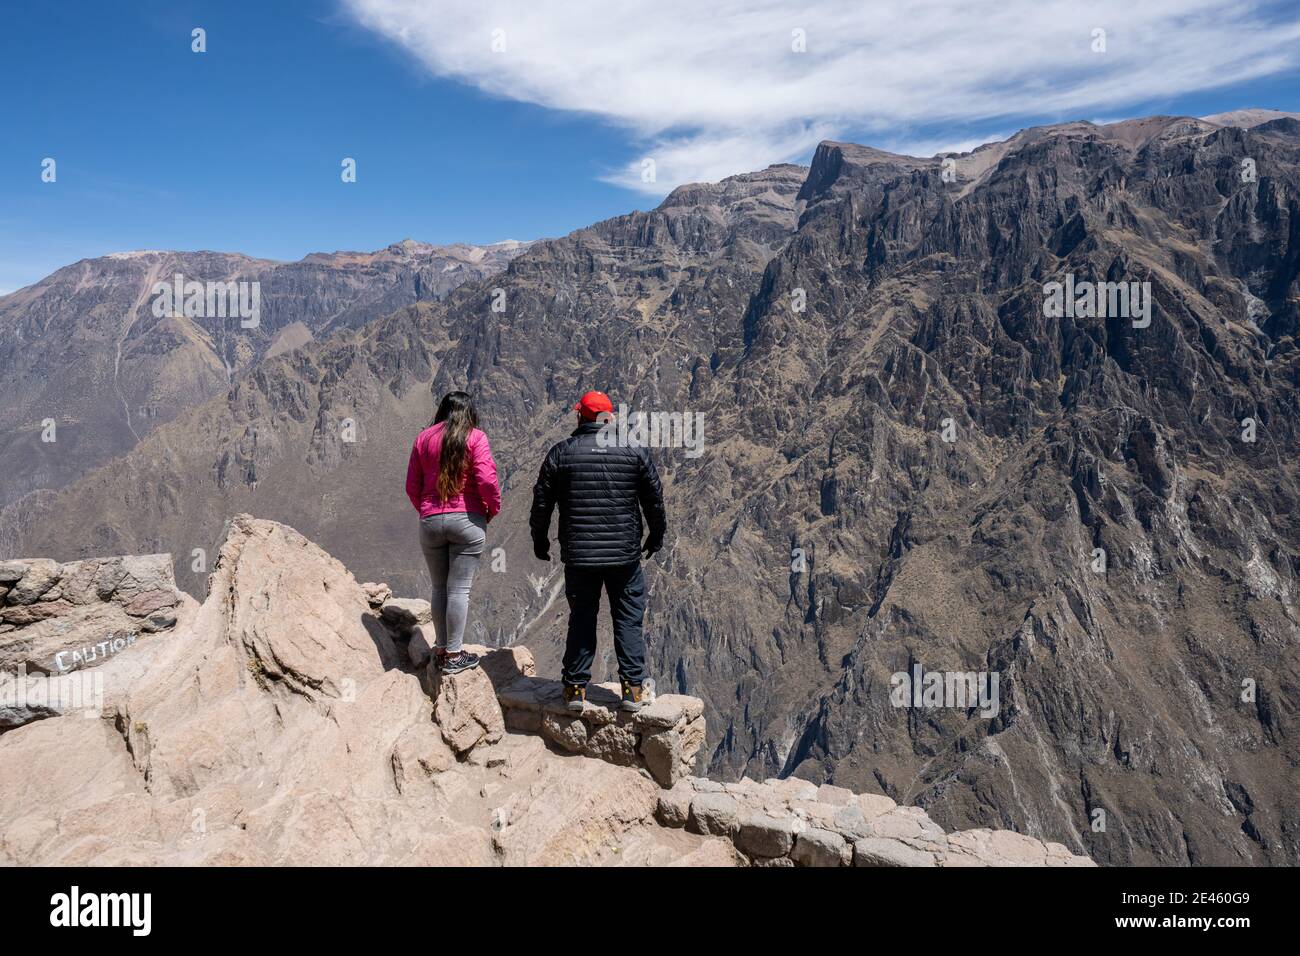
[
  {"xmin": 439, "ymin": 650, "xmax": 480, "ymax": 674},
  {"xmin": 620, "ymin": 680, "xmax": 647, "ymax": 712},
  {"xmin": 563, "ymin": 683, "xmax": 586, "ymax": 712}
]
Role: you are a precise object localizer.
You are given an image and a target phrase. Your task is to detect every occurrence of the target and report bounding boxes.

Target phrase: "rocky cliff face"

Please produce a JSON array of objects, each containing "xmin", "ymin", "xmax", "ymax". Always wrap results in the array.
[
  {"xmin": 0, "ymin": 517, "xmax": 725, "ymax": 865},
  {"xmin": 0, "ymin": 240, "xmax": 527, "ymax": 510},
  {"xmin": 0, "ymin": 517, "xmax": 1088, "ymax": 867},
  {"xmin": 3, "ymin": 114, "xmax": 1298, "ymax": 865}
]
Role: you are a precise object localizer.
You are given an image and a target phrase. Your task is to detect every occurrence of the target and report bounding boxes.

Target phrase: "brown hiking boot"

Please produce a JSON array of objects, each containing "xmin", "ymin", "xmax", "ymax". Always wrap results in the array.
[
  {"xmin": 620, "ymin": 680, "xmax": 646, "ymax": 712},
  {"xmin": 563, "ymin": 683, "xmax": 586, "ymax": 712}
]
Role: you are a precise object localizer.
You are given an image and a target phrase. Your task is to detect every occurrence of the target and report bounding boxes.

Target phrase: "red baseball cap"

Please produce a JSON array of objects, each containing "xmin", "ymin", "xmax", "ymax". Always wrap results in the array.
[{"xmin": 574, "ymin": 390, "xmax": 613, "ymax": 421}]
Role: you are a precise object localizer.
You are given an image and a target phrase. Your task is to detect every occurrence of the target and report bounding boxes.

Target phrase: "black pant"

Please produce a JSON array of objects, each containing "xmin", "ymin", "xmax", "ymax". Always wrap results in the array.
[{"xmin": 561, "ymin": 562, "xmax": 647, "ymax": 686}]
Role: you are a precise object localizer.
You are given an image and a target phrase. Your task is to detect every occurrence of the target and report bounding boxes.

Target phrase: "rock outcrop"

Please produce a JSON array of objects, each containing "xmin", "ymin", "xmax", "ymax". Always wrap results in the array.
[
  {"xmin": 373, "ymin": 600, "xmax": 705, "ymax": 787},
  {"xmin": 375, "ymin": 604, "xmax": 705, "ymax": 785},
  {"xmin": 0, "ymin": 516, "xmax": 719, "ymax": 865},
  {"xmin": 0, "ymin": 555, "xmax": 182, "ymax": 688},
  {"xmin": 661, "ymin": 777, "xmax": 1091, "ymax": 867},
  {"xmin": 0, "ymin": 517, "xmax": 1090, "ymax": 867},
  {"xmin": 496, "ymin": 673, "xmax": 705, "ymax": 787}
]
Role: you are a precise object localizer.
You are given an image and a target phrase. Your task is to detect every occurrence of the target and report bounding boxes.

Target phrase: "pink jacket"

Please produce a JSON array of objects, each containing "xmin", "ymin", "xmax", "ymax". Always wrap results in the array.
[{"xmin": 405, "ymin": 423, "xmax": 502, "ymax": 519}]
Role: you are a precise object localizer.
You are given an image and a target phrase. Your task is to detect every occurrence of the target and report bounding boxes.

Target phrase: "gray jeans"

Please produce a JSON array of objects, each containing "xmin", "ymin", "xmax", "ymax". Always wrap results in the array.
[{"xmin": 419, "ymin": 512, "xmax": 487, "ymax": 654}]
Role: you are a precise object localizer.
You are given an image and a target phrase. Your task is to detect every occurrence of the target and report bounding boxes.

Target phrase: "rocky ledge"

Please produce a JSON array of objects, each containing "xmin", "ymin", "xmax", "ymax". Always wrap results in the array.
[
  {"xmin": 657, "ymin": 776, "xmax": 1091, "ymax": 867},
  {"xmin": 371, "ymin": 590, "xmax": 704, "ymax": 788},
  {"xmin": 0, "ymin": 515, "xmax": 1092, "ymax": 867},
  {"xmin": 498, "ymin": 678, "xmax": 704, "ymax": 789},
  {"xmin": 367, "ymin": 587, "xmax": 1091, "ymax": 867},
  {"xmin": 0, "ymin": 554, "xmax": 184, "ymax": 732},
  {"xmin": 0, "ymin": 555, "xmax": 181, "ymax": 669}
]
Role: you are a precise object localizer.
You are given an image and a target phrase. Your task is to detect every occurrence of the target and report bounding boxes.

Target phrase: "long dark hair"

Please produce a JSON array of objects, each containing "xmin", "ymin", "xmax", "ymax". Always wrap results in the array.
[{"xmin": 432, "ymin": 391, "xmax": 478, "ymax": 503}]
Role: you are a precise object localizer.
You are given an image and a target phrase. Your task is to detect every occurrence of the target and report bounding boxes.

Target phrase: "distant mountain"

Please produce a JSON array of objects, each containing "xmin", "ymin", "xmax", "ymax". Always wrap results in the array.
[
  {"xmin": 4, "ymin": 112, "xmax": 1298, "ymax": 865},
  {"xmin": 0, "ymin": 240, "xmax": 528, "ymax": 508},
  {"xmin": 1202, "ymin": 108, "xmax": 1300, "ymax": 128}
]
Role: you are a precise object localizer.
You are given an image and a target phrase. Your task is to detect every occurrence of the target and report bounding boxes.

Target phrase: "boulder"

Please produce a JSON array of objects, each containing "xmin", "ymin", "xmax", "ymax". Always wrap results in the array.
[
  {"xmin": 640, "ymin": 726, "xmax": 682, "ymax": 786},
  {"xmin": 430, "ymin": 665, "xmax": 504, "ymax": 754},
  {"xmin": 656, "ymin": 781, "xmax": 694, "ymax": 828},
  {"xmin": 6, "ymin": 560, "xmax": 61, "ymax": 605},
  {"xmin": 391, "ymin": 720, "xmax": 455, "ymax": 791},
  {"xmin": 583, "ymin": 720, "xmax": 640, "ymax": 766},
  {"xmin": 634, "ymin": 696, "xmax": 686, "ymax": 729},
  {"xmin": 0, "ymin": 552, "xmax": 184, "ymax": 678},
  {"xmin": 218, "ymin": 516, "xmax": 404, "ymax": 698},
  {"xmin": 791, "ymin": 827, "xmax": 849, "ymax": 867},
  {"xmin": 867, "ymin": 810, "xmax": 928, "ymax": 841},
  {"xmin": 791, "ymin": 799, "xmax": 837, "ymax": 828},
  {"xmin": 407, "ymin": 623, "xmax": 435, "ymax": 669},
  {"xmin": 492, "ymin": 670, "xmax": 706, "ymax": 787},
  {"xmin": 380, "ymin": 598, "xmax": 432, "ymax": 629},
  {"xmin": 105, "ymin": 555, "xmax": 178, "ymax": 606},
  {"xmin": 687, "ymin": 793, "xmax": 740, "ymax": 837},
  {"xmin": 2, "ymin": 603, "xmax": 147, "ymax": 674},
  {"xmin": 120, "ymin": 589, "xmax": 176, "ymax": 617},
  {"xmin": 540, "ymin": 713, "xmax": 588, "ymax": 753},
  {"xmin": 853, "ymin": 837, "xmax": 936, "ymax": 867},
  {"xmin": 1, "ymin": 600, "xmax": 72, "ymax": 626},
  {"xmin": 736, "ymin": 813, "xmax": 795, "ymax": 858}
]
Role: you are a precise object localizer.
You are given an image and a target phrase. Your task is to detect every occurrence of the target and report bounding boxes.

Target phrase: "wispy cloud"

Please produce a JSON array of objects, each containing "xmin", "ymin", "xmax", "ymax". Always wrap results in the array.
[
  {"xmin": 346, "ymin": 0, "xmax": 1300, "ymax": 193},
  {"xmin": 885, "ymin": 130, "xmax": 1017, "ymax": 160}
]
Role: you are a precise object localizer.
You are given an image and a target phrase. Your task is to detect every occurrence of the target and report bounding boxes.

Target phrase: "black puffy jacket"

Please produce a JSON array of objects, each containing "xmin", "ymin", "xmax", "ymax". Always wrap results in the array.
[{"xmin": 530, "ymin": 421, "xmax": 667, "ymax": 567}]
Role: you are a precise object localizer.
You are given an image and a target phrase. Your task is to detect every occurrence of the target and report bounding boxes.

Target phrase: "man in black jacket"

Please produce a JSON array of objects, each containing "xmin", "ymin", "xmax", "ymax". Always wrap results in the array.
[{"xmin": 530, "ymin": 391, "xmax": 667, "ymax": 712}]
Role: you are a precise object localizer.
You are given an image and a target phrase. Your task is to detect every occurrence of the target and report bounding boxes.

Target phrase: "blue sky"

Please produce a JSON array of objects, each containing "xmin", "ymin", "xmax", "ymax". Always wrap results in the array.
[{"xmin": 3, "ymin": 0, "xmax": 1299, "ymax": 293}]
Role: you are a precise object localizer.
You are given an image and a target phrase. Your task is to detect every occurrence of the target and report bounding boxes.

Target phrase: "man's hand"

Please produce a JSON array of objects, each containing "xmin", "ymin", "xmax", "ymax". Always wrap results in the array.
[
  {"xmin": 533, "ymin": 541, "xmax": 551, "ymax": 562},
  {"xmin": 642, "ymin": 535, "xmax": 663, "ymax": 558}
]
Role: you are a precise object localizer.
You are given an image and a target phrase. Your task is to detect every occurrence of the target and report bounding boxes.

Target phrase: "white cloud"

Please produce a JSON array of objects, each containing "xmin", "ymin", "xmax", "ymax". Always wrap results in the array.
[
  {"xmin": 597, "ymin": 122, "xmax": 839, "ymax": 194},
  {"xmin": 886, "ymin": 130, "xmax": 1017, "ymax": 160},
  {"xmin": 346, "ymin": 0, "xmax": 1300, "ymax": 193}
]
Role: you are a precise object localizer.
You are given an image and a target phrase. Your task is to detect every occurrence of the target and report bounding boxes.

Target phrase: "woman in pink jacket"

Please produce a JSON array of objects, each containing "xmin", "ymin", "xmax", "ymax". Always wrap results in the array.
[{"xmin": 405, "ymin": 391, "xmax": 502, "ymax": 673}]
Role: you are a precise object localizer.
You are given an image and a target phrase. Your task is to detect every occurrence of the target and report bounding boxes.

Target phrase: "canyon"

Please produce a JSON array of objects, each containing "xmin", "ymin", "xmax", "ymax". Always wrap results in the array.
[{"xmin": 3, "ymin": 110, "xmax": 1298, "ymax": 865}]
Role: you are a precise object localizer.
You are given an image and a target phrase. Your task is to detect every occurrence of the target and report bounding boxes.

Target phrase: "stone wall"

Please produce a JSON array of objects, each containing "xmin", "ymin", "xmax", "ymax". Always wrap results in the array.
[
  {"xmin": 655, "ymin": 776, "xmax": 1094, "ymax": 867},
  {"xmin": 497, "ymin": 678, "xmax": 705, "ymax": 788},
  {"xmin": 0, "ymin": 555, "xmax": 180, "ymax": 675},
  {"xmin": 373, "ymin": 591, "xmax": 704, "ymax": 788}
]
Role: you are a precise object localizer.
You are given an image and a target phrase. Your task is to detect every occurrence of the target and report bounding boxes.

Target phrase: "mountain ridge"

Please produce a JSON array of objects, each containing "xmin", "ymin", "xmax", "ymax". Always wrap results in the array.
[
  {"xmin": 0, "ymin": 240, "xmax": 530, "ymax": 509},
  {"xmin": 3, "ymin": 109, "xmax": 1298, "ymax": 865}
]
